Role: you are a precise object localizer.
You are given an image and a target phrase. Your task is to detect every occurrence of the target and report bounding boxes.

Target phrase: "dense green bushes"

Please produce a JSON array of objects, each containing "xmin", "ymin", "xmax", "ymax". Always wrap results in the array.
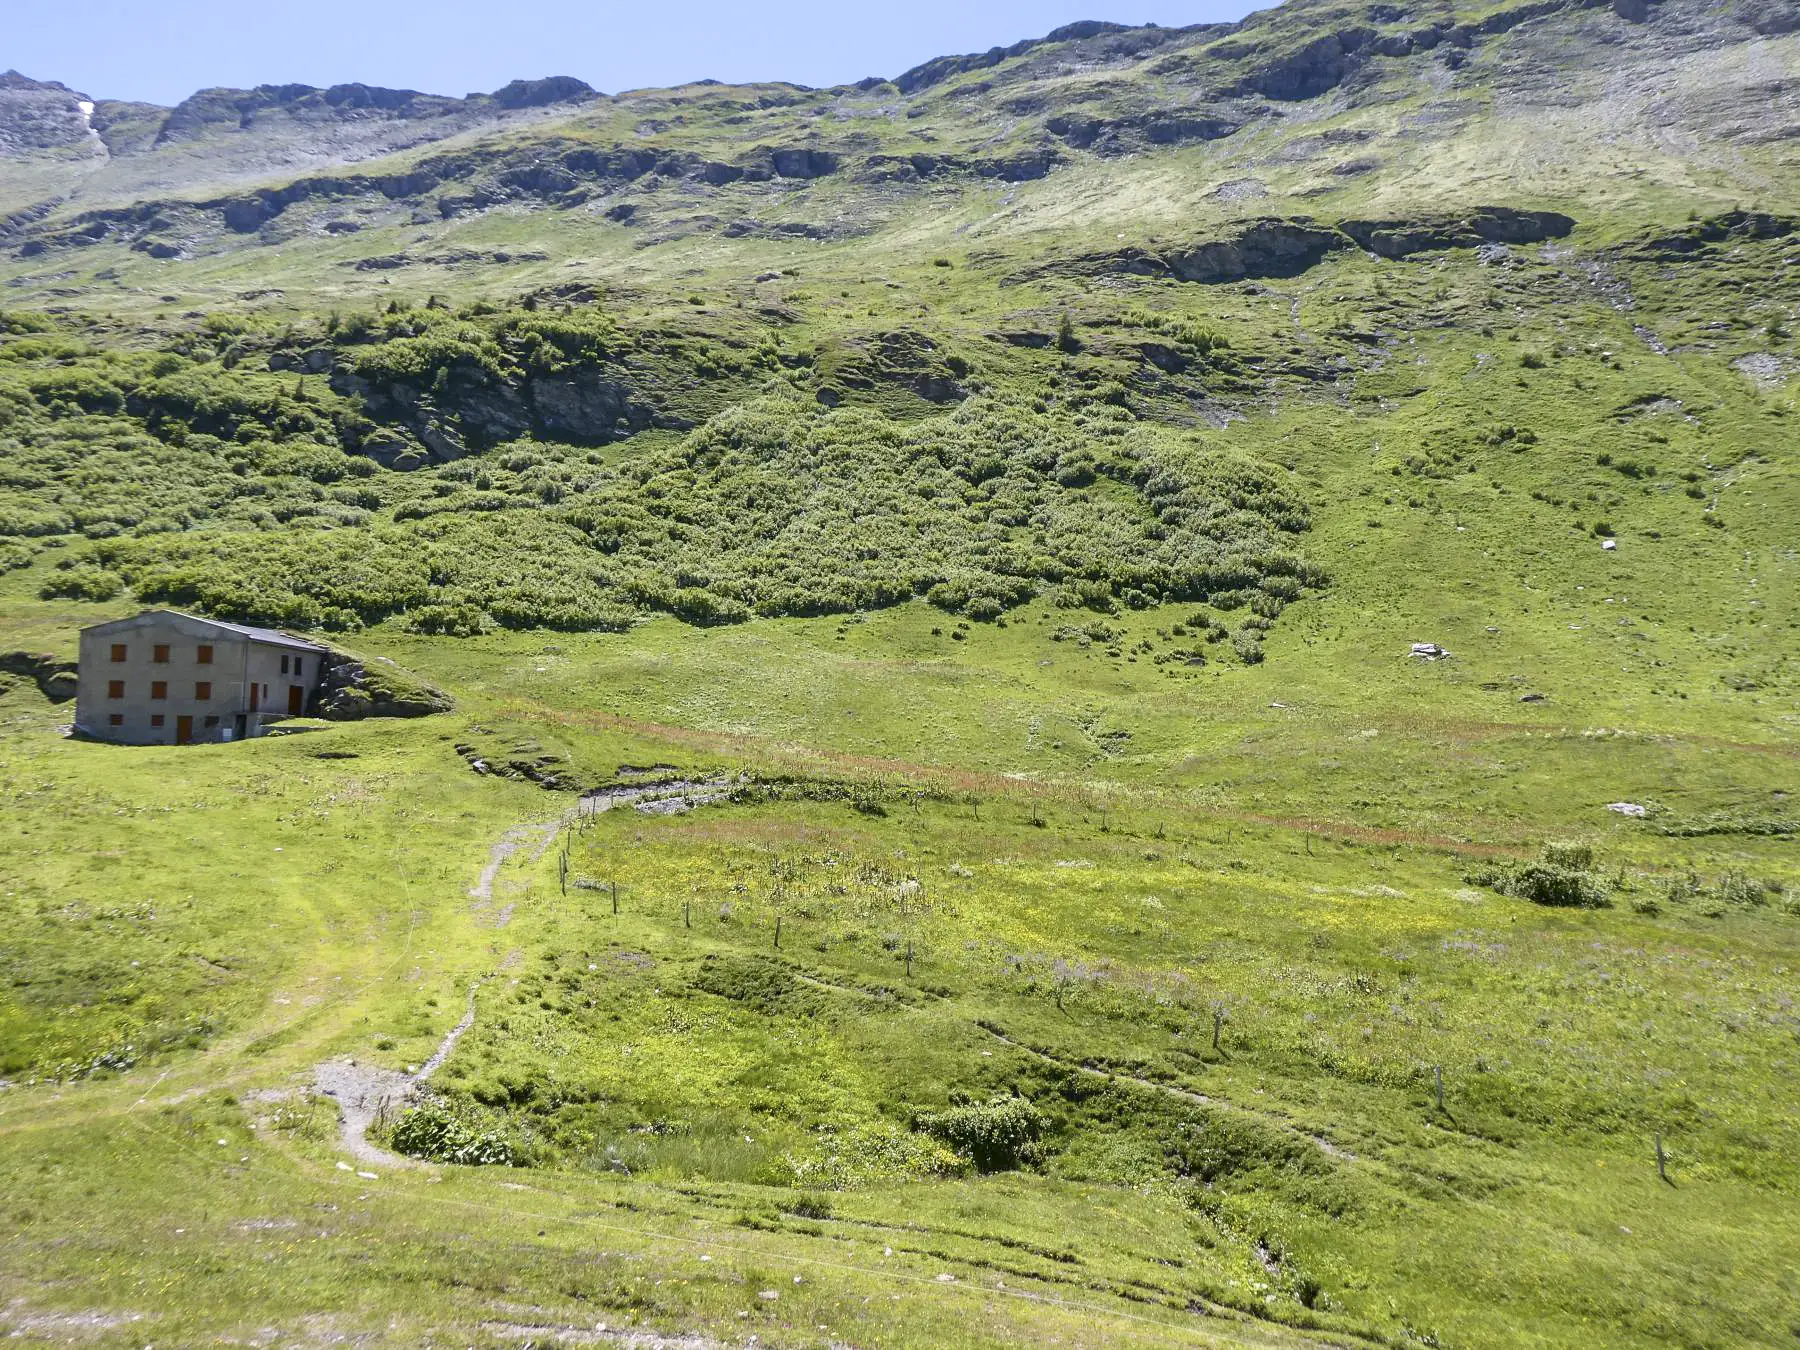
[
  {"xmin": 389, "ymin": 1100, "xmax": 517, "ymax": 1166},
  {"xmin": 0, "ymin": 313, "xmax": 1324, "ymax": 638},
  {"xmin": 916, "ymin": 1094, "xmax": 1046, "ymax": 1172},
  {"xmin": 88, "ymin": 513, "xmax": 635, "ymax": 633},
  {"xmin": 1472, "ymin": 844, "xmax": 1613, "ymax": 909}
]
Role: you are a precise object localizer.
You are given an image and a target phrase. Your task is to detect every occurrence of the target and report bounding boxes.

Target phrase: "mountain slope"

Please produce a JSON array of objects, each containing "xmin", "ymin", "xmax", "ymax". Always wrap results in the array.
[{"xmin": 3, "ymin": 0, "xmax": 1798, "ymax": 270}]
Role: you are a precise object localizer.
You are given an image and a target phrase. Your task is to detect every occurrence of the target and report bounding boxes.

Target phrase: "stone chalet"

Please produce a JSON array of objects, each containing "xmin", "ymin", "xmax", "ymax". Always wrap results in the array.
[{"xmin": 74, "ymin": 610, "xmax": 328, "ymax": 745}]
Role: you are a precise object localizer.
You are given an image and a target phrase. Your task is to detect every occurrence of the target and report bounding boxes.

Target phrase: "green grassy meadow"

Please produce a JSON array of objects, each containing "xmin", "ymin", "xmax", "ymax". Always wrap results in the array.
[{"xmin": 2, "ymin": 528, "xmax": 1796, "ymax": 1344}]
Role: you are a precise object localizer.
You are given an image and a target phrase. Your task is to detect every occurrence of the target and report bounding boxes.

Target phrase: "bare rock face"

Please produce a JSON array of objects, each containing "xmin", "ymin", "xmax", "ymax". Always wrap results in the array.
[
  {"xmin": 1165, "ymin": 219, "xmax": 1346, "ymax": 282},
  {"xmin": 1047, "ymin": 110, "xmax": 1240, "ymax": 154},
  {"xmin": 0, "ymin": 71, "xmax": 99, "ymax": 158},
  {"xmin": 330, "ymin": 358, "xmax": 655, "ymax": 462},
  {"xmin": 0, "ymin": 651, "xmax": 77, "ymax": 702},
  {"xmin": 1225, "ymin": 28, "xmax": 1382, "ymax": 102},
  {"xmin": 766, "ymin": 147, "xmax": 840, "ymax": 179},
  {"xmin": 1628, "ymin": 209, "xmax": 1797, "ymax": 259},
  {"xmin": 1338, "ymin": 208, "xmax": 1576, "ymax": 258},
  {"xmin": 315, "ymin": 652, "xmax": 452, "ymax": 720},
  {"xmin": 1047, "ymin": 206, "xmax": 1579, "ymax": 286},
  {"xmin": 489, "ymin": 76, "xmax": 597, "ymax": 110}
]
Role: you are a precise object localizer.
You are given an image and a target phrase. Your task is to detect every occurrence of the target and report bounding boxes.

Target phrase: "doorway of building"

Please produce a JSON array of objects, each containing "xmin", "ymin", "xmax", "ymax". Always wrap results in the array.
[
  {"xmin": 287, "ymin": 684, "xmax": 305, "ymax": 715},
  {"xmin": 175, "ymin": 715, "xmax": 193, "ymax": 745}
]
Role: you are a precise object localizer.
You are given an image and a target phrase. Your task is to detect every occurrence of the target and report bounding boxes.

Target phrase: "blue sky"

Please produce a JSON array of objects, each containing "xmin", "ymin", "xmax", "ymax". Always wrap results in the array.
[{"xmin": 8, "ymin": 0, "xmax": 1265, "ymax": 106}]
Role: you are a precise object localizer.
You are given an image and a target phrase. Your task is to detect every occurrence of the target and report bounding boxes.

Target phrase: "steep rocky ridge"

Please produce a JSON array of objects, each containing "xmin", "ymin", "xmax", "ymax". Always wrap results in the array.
[
  {"xmin": 4, "ymin": 0, "xmax": 1795, "ymax": 249},
  {"xmin": 0, "ymin": 0, "xmax": 1795, "ymax": 320}
]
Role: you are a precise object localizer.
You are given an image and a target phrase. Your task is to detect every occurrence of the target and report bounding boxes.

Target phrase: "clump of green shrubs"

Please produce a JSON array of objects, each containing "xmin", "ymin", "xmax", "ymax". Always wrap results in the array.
[
  {"xmin": 388, "ymin": 1101, "xmax": 518, "ymax": 1166},
  {"xmin": 1470, "ymin": 843, "xmax": 1611, "ymax": 909},
  {"xmin": 915, "ymin": 1094, "xmax": 1046, "ymax": 1172},
  {"xmin": 0, "ymin": 309, "xmax": 1325, "ymax": 641},
  {"xmin": 1658, "ymin": 870, "xmax": 1791, "ymax": 917}
]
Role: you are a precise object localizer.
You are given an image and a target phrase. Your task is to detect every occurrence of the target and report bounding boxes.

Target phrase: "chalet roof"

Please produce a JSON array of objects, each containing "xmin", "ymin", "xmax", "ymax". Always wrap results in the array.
[{"xmin": 80, "ymin": 609, "xmax": 330, "ymax": 653}]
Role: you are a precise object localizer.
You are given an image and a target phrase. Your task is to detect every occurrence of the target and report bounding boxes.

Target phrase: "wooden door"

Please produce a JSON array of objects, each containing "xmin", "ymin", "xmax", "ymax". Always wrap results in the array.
[
  {"xmin": 249, "ymin": 682, "xmax": 259, "ymax": 711},
  {"xmin": 287, "ymin": 684, "xmax": 304, "ymax": 715},
  {"xmin": 175, "ymin": 715, "xmax": 193, "ymax": 745}
]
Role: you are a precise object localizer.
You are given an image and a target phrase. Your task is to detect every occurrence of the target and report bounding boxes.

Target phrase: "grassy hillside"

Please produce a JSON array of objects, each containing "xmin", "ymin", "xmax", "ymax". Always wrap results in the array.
[{"xmin": 1, "ymin": 0, "xmax": 1798, "ymax": 1343}]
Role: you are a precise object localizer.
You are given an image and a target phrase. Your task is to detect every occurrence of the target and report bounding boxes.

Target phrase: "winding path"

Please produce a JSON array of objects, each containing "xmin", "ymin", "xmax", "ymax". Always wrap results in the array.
[{"xmin": 319, "ymin": 779, "xmax": 737, "ymax": 1163}]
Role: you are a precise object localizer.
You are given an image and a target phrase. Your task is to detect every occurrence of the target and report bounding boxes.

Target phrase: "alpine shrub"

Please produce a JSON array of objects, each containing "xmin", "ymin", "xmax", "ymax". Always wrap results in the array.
[
  {"xmin": 916, "ymin": 1095, "xmax": 1045, "ymax": 1172},
  {"xmin": 389, "ymin": 1103, "xmax": 517, "ymax": 1166}
]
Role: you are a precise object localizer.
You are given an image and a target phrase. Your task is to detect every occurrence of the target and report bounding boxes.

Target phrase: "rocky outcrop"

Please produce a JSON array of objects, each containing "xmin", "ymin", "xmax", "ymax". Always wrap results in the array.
[
  {"xmin": 152, "ymin": 82, "xmax": 473, "ymax": 146},
  {"xmin": 1166, "ymin": 218, "xmax": 1346, "ymax": 281},
  {"xmin": 215, "ymin": 168, "xmax": 446, "ymax": 232},
  {"xmin": 890, "ymin": 19, "xmax": 1195, "ymax": 94},
  {"xmin": 330, "ymin": 361, "xmax": 658, "ymax": 459},
  {"xmin": 1221, "ymin": 28, "xmax": 1382, "ymax": 101},
  {"xmin": 0, "ymin": 651, "xmax": 77, "ymax": 703},
  {"xmin": 1048, "ymin": 110, "xmax": 1242, "ymax": 153},
  {"xmin": 490, "ymin": 76, "xmax": 597, "ymax": 109},
  {"xmin": 337, "ymin": 247, "xmax": 549, "ymax": 270},
  {"xmin": 857, "ymin": 149, "xmax": 1057, "ymax": 182},
  {"xmin": 0, "ymin": 72, "xmax": 99, "ymax": 157},
  {"xmin": 1627, "ymin": 209, "xmax": 1797, "ymax": 259},
  {"xmin": 764, "ymin": 147, "xmax": 840, "ymax": 179},
  {"xmin": 1032, "ymin": 208, "xmax": 1578, "ymax": 285},
  {"xmin": 894, "ymin": 27, "xmax": 1114, "ymax": 94},
  {"xmin": 152, "ymin": 76, "xmax": 591, "ymax": 147},
  {"xmin": 812, "ymin": 330, "xmax": 968, "ymax": 407},
  {"xmin": 1338, "ymin": 207, "xmax": 1575, "ymax": 257},
  {"xmin": 315, "ymin": 652, "xmax": 452, "ymax": 719},
  {"xmin": 0, "ymin": 197, "xmax": 62, "ymax": 240},
  {"xmin": 1028, "ymin": 218, "xmax": 1344, "ymax": 284}
]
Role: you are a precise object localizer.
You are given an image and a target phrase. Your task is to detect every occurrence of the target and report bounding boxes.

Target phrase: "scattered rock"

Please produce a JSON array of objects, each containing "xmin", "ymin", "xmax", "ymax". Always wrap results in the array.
[
  {"xmin": 1733, "ymin": 352, "xmax": 1796, "ymax": 388},
  {"xmin": 1601, "ymin": 538, "xmax": 1617, "ymax": 550},
  {"xmin": 1409, "ymin": 642, "xmax": 1453, "ymax": 661},
  {"xmin": 1519, "ymin": 692, "xmax": 1548, "ymax": 703},
  {"xmin": 455, "ymin": 734, "xmax": 572, "ymax": 789},
  {"xmin": 1607, "ymin": 802, "xmax": 1648, "ymax": 817}
]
